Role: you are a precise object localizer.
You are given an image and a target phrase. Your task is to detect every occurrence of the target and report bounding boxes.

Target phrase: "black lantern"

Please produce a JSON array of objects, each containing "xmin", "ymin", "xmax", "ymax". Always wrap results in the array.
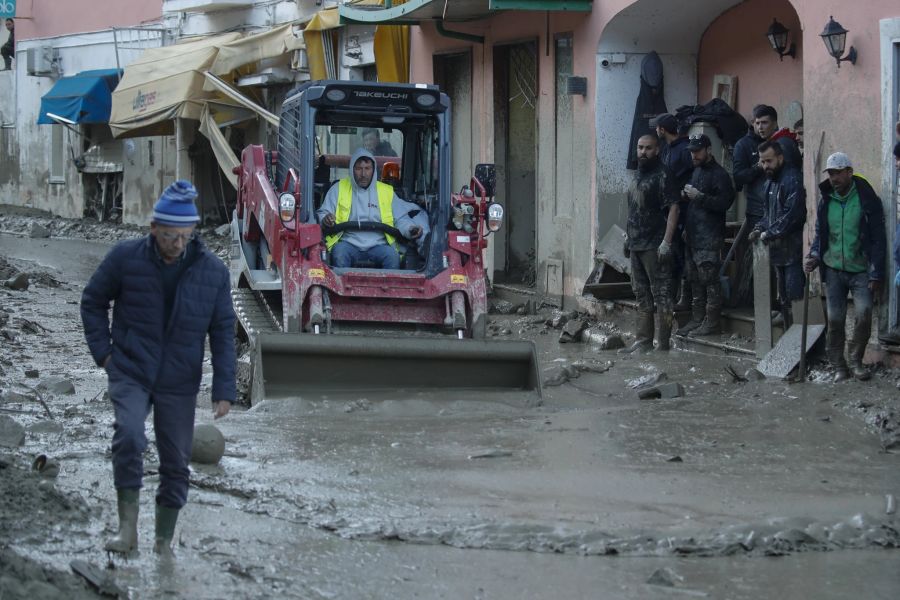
[
  {"xmin": 820, "ymin": 16, "xmax": 857, "ymax": 67},
  {"xmin": 766, "ymin": 18, "xmax": 796, "ymax": 61}
]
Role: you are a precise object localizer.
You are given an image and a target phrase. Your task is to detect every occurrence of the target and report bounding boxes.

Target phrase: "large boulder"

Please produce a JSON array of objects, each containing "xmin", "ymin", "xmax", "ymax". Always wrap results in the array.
[{"xmin": 191, "ymin": 424, "xmax": 225, "ymax": 465}]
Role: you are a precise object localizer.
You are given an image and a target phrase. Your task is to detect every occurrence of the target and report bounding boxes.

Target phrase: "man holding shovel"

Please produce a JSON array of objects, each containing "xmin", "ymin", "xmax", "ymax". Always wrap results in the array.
[{"xmin": 748, "ymin": 141, "xmax": 806, "ymax": 329}]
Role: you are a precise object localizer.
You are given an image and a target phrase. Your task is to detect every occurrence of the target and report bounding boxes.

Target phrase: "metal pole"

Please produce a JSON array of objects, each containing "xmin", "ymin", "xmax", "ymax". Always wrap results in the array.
[{"xmin": 798, "ymin": 273, "xmax": 810, "ymax": 381}]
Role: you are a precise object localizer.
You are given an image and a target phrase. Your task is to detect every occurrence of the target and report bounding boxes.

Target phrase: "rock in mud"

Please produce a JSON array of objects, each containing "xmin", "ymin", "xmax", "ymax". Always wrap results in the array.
[
  {"xmin": 0, "ymin": 309, "xmax": 8, "ymax": 327},
  {"xmin": 581, "ymin": 330, "xmax": 624, "ymax": 350},
  {"xmin": 24, "ymin": 369, "xmax": 39, "ymax": 378},
  {"xmin": 571, "ymin": 359, "xmax": 613, "ymax": 375},
  {"xmin": 192, "ymin": 424, "xmax": 226, "ymax": 465},
  {"xmin": 646, "ymin": 567, "xmax": 681, "ymax": 587},
  {"xmin": 37, "ymin": 377, "xmax": 75, "ymax": 396},
  {"xmin": 490, "ymin": 300, "xmax": 516, "ymax": 315},
  {"xmin": 744, "ymin": 368, "xmax": 765, "ymax": 381},
  {"xmin": 627, "ymin": 372, "xmax": 667, "ymax": 390},
  {"xmin": 0, "ymin": 415, "xmax": 26, "ymax": 447},
  {"xmin": 1, "ymin": 389, "xmax": 36, "ymax": 403},
  {"xmin": 4, "ymin": 273, "xmax": 29, "ymax": 291},
  {"xmin": 543, "ymin": 363, "xmax": 581, "ymax": 387},
  {"xmin": 28, "ymin": 223, "xmax": 51, "ymax": 239},
  {"xmin": 559, "ymin": 319, "xmax": 588, "ymax": 343}
]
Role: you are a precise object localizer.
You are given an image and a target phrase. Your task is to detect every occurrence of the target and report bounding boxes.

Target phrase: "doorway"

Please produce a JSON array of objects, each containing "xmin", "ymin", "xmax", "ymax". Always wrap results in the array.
[
  {"xmin": 493, "ymin": 41, "xmax": 538, "ymax": 286},
  {"xmin": 433, "ymin": 51, "xmax": 473, "ymax": 193}
]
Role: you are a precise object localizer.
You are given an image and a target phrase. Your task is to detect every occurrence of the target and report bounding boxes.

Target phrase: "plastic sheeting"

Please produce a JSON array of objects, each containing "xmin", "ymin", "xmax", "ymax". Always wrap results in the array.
[{"xmin": 37, "ymin": 69, "xmax": 122, "ymax": 125}]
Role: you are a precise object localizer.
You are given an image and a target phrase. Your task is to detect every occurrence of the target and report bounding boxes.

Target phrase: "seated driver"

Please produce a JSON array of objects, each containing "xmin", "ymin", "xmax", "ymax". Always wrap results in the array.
[{"xmin": 317, "ymin": 148, "xmax": 422, "ymax": 269}]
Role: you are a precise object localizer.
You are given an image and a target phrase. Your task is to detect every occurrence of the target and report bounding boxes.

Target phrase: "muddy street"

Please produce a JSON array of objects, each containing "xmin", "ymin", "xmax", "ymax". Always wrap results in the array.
[{"xmin": 1, "ymin": 222, "xmax": 899, "ymax": 599}]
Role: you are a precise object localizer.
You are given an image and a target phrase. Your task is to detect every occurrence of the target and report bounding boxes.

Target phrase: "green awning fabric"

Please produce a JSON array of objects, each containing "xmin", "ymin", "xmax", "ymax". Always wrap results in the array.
[{"xmin": 339, "ymin": 0, "xmax": 590, "ymax": 24}]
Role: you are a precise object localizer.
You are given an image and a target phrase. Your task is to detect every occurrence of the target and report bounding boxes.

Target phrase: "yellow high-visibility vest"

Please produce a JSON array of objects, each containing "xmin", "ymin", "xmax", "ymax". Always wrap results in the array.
[{"xmin": 325, "ymin": 179, "xmax": 396, "ymax": 250}]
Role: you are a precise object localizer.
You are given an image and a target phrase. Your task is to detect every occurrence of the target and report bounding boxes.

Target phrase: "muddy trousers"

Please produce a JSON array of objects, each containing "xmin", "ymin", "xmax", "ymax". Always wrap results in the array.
[
  {"xmin": 823, "ymin": 267, "xmax": 873, "ymax": 371},
  {"xmin": 108, "ymin": 367, "xmax": 197, "ymax": 509},
  {"xmin": 686, "ymin": 247, "xmax": 722, "ymax": 333},
  {"xmin": 629, "ymin": 249, "xmax": 673, "ymax": 348}
]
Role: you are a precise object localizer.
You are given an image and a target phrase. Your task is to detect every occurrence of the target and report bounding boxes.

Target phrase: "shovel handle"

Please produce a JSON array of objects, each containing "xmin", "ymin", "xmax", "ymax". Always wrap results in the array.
[{"xmin": 798, "ymin": 273, "xmax": 810, "ymax": 381}]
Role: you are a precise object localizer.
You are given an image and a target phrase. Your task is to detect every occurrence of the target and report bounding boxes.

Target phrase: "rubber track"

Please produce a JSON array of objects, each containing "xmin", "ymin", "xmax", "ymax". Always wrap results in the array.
[{"xmin": 231, "ymin": 288, "xmax": 282, "ymax": 338}]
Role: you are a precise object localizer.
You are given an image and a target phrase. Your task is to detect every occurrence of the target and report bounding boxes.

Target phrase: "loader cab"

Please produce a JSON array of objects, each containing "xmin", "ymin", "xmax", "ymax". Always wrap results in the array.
[{"xmin": 276, "ymin": 81, "xmax": 451, "ymax": 276}]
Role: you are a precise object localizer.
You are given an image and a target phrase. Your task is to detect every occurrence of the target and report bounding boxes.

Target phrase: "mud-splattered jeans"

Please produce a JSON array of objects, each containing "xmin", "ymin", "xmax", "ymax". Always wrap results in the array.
[{"xmin": 823, "ymin": 267, "xmax": 872, "ymax": 326}]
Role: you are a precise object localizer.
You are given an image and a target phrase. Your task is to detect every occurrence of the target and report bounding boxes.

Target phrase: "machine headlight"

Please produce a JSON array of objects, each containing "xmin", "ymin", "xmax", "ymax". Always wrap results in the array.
[
  {"xmin": 414, "ymin": 93, "xmax": 437, "ymax": 108},
  {"xmin": 279, "ymin": 192, "xmax": 296, "ymax": 222},
  {"xmin": 487, "ymin": 203, "xmax": 504, "ymax": 232},
  {"xmin": 325, "ymin": 88, "xmax": 347, "ymax": 102}
]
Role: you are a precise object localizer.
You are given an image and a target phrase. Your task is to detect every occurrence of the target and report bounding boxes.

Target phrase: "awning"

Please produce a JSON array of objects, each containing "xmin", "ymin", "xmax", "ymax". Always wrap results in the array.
[
  {"xmin": 109, "ymin": 32, "xmax": 242, "ymax": 138},
  {"xmin": 210, "ymin": 23, "xmax": 304, "ymax": 76},
  {"xmin": 339, "ymin": 0, "xmax": 592, "ymax": 24},
  {"xmin": 37, "ymin": 69, "xmax": 122, "ymax": 125}
]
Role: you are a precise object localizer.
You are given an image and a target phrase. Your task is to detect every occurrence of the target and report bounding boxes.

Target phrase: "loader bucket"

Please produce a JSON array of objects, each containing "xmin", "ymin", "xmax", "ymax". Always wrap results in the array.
[{"xmin": 250, "ymin": 333, "xmax": 542, "ymax": 402}]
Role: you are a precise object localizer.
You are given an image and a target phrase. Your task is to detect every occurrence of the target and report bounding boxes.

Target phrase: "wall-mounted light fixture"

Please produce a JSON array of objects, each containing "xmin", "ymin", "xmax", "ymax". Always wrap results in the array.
[
  {"xmin": 820, "ymin": 16, "xmax": 857, "ymax": 68},
  {"xmin": 766, "ymin": 18, "xmax": 796, "ymax": 61}
]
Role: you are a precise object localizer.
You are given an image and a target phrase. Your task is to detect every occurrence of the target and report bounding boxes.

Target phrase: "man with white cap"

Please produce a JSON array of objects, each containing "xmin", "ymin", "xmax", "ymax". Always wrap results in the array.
[
  {"xmin": 804, "ymin": 153, "xmax": 886, "ymax": 382},
  {"xmin": 81, "ymin": 180, "xmax": 236, "ymax": 558}
]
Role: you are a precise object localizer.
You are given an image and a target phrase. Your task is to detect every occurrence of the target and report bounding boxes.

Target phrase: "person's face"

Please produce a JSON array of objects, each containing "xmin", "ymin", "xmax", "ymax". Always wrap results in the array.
[
  {"xmin": 151, "ymin": 224, "xmax": 195, "ymax": 262},
  {"xmin": 827, "ymin": 168, "xmax": 853, "ymax": 194},
  {"xmin": 654, "ymin": 125, "xmax": 665, "ymax": 139},
  {"xmin": 353, "ymin": 157, "xmax": 375, "ymax": 188},
  {"xmin": 363, "ymin": 133, "xmax": 378, "ymax": 152},
  {"xmin": 636, "ymin": 136, "xmax": 659, "ymax": 165},
  {"xmin": 690, "ymin": 147, "xmax": 709, "ymax": 167},
  {"xmin": 4, "ymin": 20, "xmax": 12, "ymax": 31},
  {"xmin": 754, "ymin": 116, "xmax": 776, "ymax": 139},
  {"xmin": 894, "ymin": 154, "xmax": 900, "ymax": 172},
  {"xmin": 795, "ymin": 127, "xmax": 804, "ymax": 149},
  {"xmin": 759, "ymin": 147, "xmax": 784, "ymax": 179}
]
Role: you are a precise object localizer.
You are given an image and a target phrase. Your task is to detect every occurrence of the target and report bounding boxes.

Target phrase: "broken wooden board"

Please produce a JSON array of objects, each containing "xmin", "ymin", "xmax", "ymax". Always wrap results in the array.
[
  {"xmin": 70, "ymin": 559, "xmax": 126, "ymax": 598},
  {"xmin": 756, "ymin": 323, "xmax": 826, "ymax": 379},
  {"xmin": 753, "ymin": 243, "xmax": 773, "ymax": 357},
  {"xmin": 583, "ymin": 261, "xmax": 634, "ymax": 299}
]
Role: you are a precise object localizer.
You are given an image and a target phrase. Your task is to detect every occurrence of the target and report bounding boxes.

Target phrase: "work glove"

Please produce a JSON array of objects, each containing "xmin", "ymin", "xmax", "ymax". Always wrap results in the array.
[
  {"xmin": 760, "ymin": 231, "xmax": 770, "ymax": 244},
  {"xmin": 748, "ymin": 229, "xmax": 761, "ymax": 242},
  {"xmin": 657, "ymin": 239, "xmax": 672, "ymax": 265},
  {"xmin": 683, "ymin": 184, "xmax": 702, "ymax": 202},
  {"xmin": 803, "ymin": 255, "xmax": 820, "ymax": 274},
  {"xmin": 622, "ymin": 238, "xmax": 630, "ymax": 259},
  {"xmin": 894, "ymin": 270, "xmax": 900, "ymax": 287}
]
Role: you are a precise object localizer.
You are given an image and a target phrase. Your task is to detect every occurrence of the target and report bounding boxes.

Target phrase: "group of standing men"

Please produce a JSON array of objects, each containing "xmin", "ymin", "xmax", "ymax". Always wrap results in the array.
[{"xmin": 623, "ymin": 104, "xmax": 890, "ymax": 385}]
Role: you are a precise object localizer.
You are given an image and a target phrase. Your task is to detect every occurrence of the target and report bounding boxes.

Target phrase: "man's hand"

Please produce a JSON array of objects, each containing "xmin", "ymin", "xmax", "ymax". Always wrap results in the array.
[
  {"xmin": 657, "ymin": 239, "xmax": 671, "ymax": 264},
  {"xmin": 321, "ymin": 213, "xmax": 336, "ymax": 227},
  {"xmin": 683, "ymin": 184, "xmax": 701, "ymax": 201},
  {"xmin": 894, "ymin": 270, "xmax": 900, "ymax": 287},
  {"xmin": 803, "ymin": 255, "xmax": 820, "ymax": 273},
  {"xmin": 748, "ymin": 229, "xmax": 761, "ymax": 242},
  {"xmin": 869, "ymin": 279, "xmax": 883, "ymax": 298},
  {"xmin": 760, "ymin": 231, "xmax": 770, "ymax": 244},
  {"xmin": 213, "ymin": 401, "xmax": 231, "ymax": 419},
  {"xmin": 408, "ymin": 225, "xmax": 423, "ymax": 240}
]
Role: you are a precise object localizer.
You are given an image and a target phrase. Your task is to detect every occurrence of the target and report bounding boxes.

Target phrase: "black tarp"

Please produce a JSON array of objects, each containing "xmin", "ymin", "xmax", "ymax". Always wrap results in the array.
[{"xmin": 626, "ymin": 51, "xmax": 667, "ymax": 170}]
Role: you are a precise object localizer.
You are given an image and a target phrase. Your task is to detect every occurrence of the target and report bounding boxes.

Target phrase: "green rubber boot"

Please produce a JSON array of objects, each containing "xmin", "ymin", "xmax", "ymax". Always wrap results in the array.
[
  {"xmin": 105, "ymin": 488, "xmax": 139, "ymax": 554},
  {"xmin": 153, "ymin": 505, "xmax": 180, "ymax": 559}
]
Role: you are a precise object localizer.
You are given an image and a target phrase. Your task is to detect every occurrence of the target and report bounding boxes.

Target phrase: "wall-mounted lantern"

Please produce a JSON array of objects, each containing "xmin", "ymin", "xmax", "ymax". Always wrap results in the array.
[
  {"xmin": 820, "ymin": 16, "xmax": 857, "ymax": 68},
  {"xmin": 766, "ymin": 18, "xmax": 796, "ymax": 61}
]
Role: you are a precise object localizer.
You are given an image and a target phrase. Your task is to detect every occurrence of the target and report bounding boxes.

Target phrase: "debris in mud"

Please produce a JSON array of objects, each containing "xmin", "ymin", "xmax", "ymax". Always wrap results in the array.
[
  {"xmin": 0, "ymin": 548, "xmax": 103, "ymax": 600},
  {"xmin": 886, "ymin": 494, "xmax": 896, "ymax": 515},
  {"xmin": 28, "ymin": 222, "xmax": 51, "ymax": 239},
  {"xmin": 468, "ymin": 449, "xmax": 514, "ymax": 460},
  {"xmin": 744, "ymin": 368, "xmax": 765, "ymax": 381},
  {"xmin": 4, "ymin": 272, "xmax": 29, "ymax": 290},
  {"xmin": 70, "ymin": 559, "xmax": 126, "ymax": 598},
  {"xmin": 558, "ymin": 319, "xmax": 588, "ymax": 343},
  {"xmin": 542, "ymin": 359, "xmax": 612, "ymax": 387},
  {"xmin": 490, "ymin": 299, "xmax": 517, "ymax": 315},
  {"xmin": 724, "ymin": 365, "xmax": 748, "ymax": 382},
  {"xmin": 638, "ymin": 382, "xmax": 685, "ymax": 400},
  {"xmin": 627, "ymin": 371, "xmax": 667, "ymax": 389},
  {"xmin": 581, "ymin": 330, "xmax": 625, "ymax": 350},
  {"xmin": 667, "ymin": 455, "xmax": 684, "ymax": 463},
  {"xmin": 38, "ymin": 377, "xmax": 76, "ymax": 396},
  {"xmin": 646, "ymin": 567, "xmax": 682, "ymax": 587},
  {"xmin": 0, "ymin": 414, "xmax": 26, "ymax": 447}
]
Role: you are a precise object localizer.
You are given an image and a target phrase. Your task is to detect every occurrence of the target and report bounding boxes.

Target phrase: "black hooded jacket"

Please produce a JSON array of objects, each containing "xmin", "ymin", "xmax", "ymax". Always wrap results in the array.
[{"xmin": 684, "ymin": 157, "xmax": 735, "ymax": 251}]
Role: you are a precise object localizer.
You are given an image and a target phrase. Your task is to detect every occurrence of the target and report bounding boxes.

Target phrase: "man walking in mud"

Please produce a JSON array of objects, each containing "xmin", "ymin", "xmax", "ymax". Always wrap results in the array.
[
  {"xmin": 676, "ymin": 134, "xmax": 735, "ymax": 337},
  {"xmin": 804, "ymin": 152, "xmax": 885, "ymax": 382},
  {"xmin": 81, "ymin": 180, "xmax": 236, "ymax": 558},
  {"xmin": 620, "ymin": 132, "xmax": 680, "ymax": 353}
]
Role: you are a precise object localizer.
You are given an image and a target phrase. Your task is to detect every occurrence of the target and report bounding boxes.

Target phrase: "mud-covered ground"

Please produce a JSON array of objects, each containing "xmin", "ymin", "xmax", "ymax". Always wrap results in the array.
[{"xmin": 1, "ymin": 208, "xmax": 899, "ymax": 599}]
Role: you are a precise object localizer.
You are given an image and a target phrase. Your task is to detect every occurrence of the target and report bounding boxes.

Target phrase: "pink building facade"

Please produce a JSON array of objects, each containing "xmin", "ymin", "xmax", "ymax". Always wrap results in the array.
[
  {"xmin": 389, "ymin": 0, "xmax": 899, "ymax": 323},
  {"xmin": 10, "ymin": 1, "xmax": 161, "ymax": 39}
]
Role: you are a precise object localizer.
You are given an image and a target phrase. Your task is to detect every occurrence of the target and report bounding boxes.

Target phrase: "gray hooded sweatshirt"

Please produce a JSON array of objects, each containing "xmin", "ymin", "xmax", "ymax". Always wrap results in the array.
[{"xmin": 317, "ymin": 148, "xmax": 419, "ymax": 251}]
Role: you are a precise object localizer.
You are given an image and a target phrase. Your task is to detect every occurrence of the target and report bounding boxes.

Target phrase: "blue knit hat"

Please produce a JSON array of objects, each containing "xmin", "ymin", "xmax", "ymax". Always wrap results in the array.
[{"xmin": 153, "ymin": 180, "xmax": 200, "ymax": 226}]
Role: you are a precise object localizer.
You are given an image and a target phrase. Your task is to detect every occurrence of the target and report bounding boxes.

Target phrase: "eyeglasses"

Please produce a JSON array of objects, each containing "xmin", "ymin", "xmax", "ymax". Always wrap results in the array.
[{"xmin": 157, "ymin": 231, "xmax": 194, "ymax": 243}]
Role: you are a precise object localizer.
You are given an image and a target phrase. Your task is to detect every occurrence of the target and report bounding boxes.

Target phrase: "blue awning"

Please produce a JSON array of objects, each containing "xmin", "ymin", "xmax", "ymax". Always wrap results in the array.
[{"xmin": 37, "ymin": 69, "xmax": 122, "ymax": 125}]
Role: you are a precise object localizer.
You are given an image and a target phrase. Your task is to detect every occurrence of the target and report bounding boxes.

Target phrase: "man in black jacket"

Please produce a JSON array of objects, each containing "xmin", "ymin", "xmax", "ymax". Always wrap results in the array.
[
  {"xmin": 677, "ymin": 134, "xmax": 735, "ymax": 337},
  {"xmin": 621, "ymin": 133, "xmax": 680, "ymax": 353},
  {"xmin": 804, "ymin": 153, "xmax": 885, "ymax": 382},
  {"xmin": 81, "ymin": 181, "xmax": 236, "ymax": 558},
  {"xmin": 733, "ymin": 105, "xmax": 801, "ymax": 230},
  {"xmin": 652, "ymin": 113, "xmax": 693, "ymax": 310},
  {"xmin": 748, "ymin": 141, "xmax": 806, "ymax": 328}
]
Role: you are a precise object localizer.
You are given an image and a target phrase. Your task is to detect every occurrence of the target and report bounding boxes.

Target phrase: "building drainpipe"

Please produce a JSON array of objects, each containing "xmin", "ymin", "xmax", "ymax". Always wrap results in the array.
[{"xmin": 435, "ymin": 20, "xmax": 485, "ymax": 45}]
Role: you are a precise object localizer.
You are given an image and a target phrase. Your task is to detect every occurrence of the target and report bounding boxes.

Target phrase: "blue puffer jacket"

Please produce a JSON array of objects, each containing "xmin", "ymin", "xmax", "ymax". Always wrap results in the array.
[{"xmin": 81, "ymin": 235, "xmax": 236, "ymax": 402}]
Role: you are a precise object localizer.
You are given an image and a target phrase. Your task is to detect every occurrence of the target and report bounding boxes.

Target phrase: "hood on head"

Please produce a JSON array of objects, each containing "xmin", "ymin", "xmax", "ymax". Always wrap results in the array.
[{"xmin": 349, "ymin": 147, "xmax": 377, "ymax": 190}]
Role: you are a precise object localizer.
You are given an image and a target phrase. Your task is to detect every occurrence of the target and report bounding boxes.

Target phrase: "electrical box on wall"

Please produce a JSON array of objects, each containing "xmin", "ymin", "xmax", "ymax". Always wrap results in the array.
[{"xmin": 26, "ymin": 46, "xmax": 58, "ymax": 77}]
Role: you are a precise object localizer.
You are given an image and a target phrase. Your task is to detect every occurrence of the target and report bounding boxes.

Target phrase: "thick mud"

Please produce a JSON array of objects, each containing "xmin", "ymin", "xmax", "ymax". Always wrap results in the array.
[{"xmin": 0, "ymin": 211, "xmax": 899, "ymax": 598}]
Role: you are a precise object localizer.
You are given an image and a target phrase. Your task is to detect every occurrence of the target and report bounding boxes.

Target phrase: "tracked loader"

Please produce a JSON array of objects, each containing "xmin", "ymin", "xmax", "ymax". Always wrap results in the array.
[{"xmin": 231, "ymin": 81, "xmax": 541, "ymax": 403}]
